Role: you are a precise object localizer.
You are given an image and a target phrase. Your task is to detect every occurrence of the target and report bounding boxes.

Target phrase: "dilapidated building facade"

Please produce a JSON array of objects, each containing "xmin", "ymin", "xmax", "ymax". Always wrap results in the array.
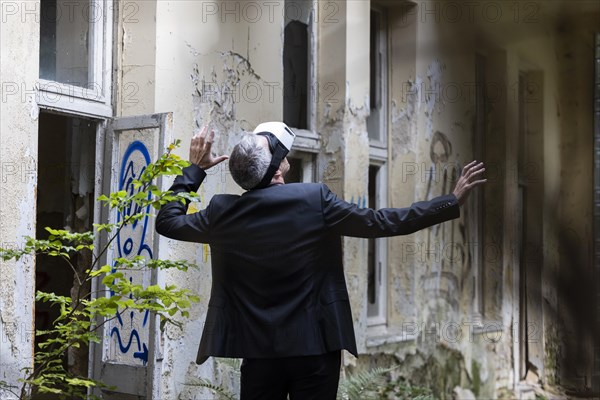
[{"xmin": 1, "ymin": 0, "xmax": 599, "ymax": 398}]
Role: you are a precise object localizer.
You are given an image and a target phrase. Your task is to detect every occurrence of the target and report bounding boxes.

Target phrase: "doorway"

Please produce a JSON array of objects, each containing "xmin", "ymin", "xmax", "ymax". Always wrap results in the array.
[{"xmin": 35, "ymin": 111, "xmax": 97, "ymax": 381}]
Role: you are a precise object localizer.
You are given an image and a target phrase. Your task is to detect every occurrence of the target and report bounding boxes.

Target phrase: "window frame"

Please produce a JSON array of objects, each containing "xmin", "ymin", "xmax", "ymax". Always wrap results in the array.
[
  {"xmin": 283, "ymin": 0, "xmax": 318, "ymax": 134},
  {"xmin": 366, "ymin": 7, "xmax": 388, "ymax": 147},
  {"xmin": 38, "ymin": 0, "xmax": 113, "ymax": 118},
  {"xmin": 287, "ymin": 150, "xmax": 317, "ymax": 183},
  {"xmin": 366, "ymin": 4, "xmax": 390, "ymax": 328},
  {"xmin": 366, "ymin": 159, "xmax": 388, "ymax": 327}
]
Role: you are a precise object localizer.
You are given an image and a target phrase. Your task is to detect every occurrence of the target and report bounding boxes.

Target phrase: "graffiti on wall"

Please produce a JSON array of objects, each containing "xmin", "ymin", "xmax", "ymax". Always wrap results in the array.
[{"xmin": 109, "ymin": 140, "xmax": 153, "ymax": 365}]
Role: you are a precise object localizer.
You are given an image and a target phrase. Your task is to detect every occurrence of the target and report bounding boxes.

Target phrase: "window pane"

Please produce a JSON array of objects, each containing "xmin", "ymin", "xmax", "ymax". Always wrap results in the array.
[
  {"xmin": 283, "ymin": 0, "xmax": 311, "ymax": 129},
  {"xmin": 367, "ymin": 165, "xmax": 379, "ymax": 311},
  {"xmin": 367, "ymin": 9, "xmax": 387, "ymax": 142},
  {"xmin": 40, "ymin": 0, "xmax": 91, "ymax": 88},
  {"xmin": 286, "ymin": 157, "xmax": 304, "ymax": 183}
]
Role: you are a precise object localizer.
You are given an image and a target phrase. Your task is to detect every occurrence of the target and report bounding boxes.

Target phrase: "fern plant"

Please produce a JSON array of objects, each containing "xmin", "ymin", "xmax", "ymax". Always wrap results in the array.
[
  {"xmin": 183, "ymin": 378, "xmax": 238, "ymax": 400},
  {"xmin": 0, "ymin": 140, "xmax": 200, "ymax": 399},
  {"xmin": 182, "ymin": 361, "xmax": 437, "ymax": 400},
  {"xmin": 183, "ymin": 358, "xmax": 241, "ymax": 400},
  {"xmin": 338, "ymin": 366, "xmax": 438, "ymax": 400},
  {"xmin": 337, "ymin": 366, "xmax": 394, "ymax": 400},
  {"xmin": 380, "ymin": 378, "xmax": 437, "ymax": 400}
]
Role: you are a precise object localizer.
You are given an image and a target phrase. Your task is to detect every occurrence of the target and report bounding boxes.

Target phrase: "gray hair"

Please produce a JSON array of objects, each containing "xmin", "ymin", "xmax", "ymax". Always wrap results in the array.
[{"xmin": 229, "ymin": 134, "xmax": 271, "ymax": 190}]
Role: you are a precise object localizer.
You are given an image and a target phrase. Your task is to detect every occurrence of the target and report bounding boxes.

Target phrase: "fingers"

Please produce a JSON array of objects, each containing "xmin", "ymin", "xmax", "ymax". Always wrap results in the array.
[
  {"xmin": 189, "ymin": 125, "xmax": 229, "ymax": 169},
  {"xmin": 462, "ymin": 161, "xmax": 483, "ymax": 175},
  {"xmin": 462, "ymin": 163, "xmax": 485, "ymax": 183},
  {"xmin": 462, "ymin": 160, "xmax": 478, "ymax": 172},
  {"xmin": 193, "ymin": 126, "xmax": 215, "ymax": 150},
  {"xmin": 466, "ymin": 178, "xmax": 487, "ymax": 189},
  {"xmin": 193, "ymin": 126, "xmax": 209, "ymax": 140},
  {"xmin": 214, "ymin": 155, "xmax": 229, "ymax": 164},
  {"xmin": 204, "ymin": 130, "xmax": 215, "ymax": 151}
]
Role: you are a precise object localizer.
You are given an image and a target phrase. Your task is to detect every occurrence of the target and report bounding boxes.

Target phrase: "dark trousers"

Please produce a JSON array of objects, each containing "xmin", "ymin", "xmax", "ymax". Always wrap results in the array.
[{"xmin": 240, "ymin": 351, "xmax": 341, "ymax": 400}]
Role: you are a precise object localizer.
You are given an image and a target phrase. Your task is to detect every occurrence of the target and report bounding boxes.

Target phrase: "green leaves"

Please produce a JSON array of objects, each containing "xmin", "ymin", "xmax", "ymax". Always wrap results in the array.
[
  {"xmin": 97, "ymin": 143, "xmax": 193, "ymax": 215},
  {"xmin": 0, "ymin": 228, "xmax": 94, "ymax": 263},
  {"xmin": 0, "ymin": 141, "xmax": 202, "ymax": 399}
]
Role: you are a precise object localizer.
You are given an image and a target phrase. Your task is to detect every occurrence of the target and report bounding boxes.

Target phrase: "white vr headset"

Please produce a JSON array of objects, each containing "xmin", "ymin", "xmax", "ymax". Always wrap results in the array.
[{"xmin": 252, "ymin": 122, "xmax": 296, "ymax": 188}]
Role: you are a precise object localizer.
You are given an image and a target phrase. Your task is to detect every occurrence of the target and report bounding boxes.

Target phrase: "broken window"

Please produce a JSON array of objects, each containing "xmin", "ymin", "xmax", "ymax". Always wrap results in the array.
[{"xmin": 283, "ymin": 0, "xmax": 313, "ymax": 130}]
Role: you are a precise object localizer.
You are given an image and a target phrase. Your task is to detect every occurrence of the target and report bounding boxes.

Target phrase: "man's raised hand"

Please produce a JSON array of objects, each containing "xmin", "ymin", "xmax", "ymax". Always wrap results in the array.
[
  {"xmin": 452, "ymin": 161, "xmax": 486, "ymax": 206},
  {"xmin": 190, "ymin": 126, "xmax": 229, "ymax": 170}
]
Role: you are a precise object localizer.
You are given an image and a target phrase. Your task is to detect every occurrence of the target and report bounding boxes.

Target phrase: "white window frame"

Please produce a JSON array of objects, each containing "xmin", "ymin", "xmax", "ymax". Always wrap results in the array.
[
  {"xmin": 367, "ymin": 160, "xmax": 388, "ymax": 327},
  {"xmin": 287, "ymin": 150, "xmax": 317, "ymax": 183},
  {"xmin": 38, "ymin": 0, "xmax": 113, "ymax": 118},
  {"xmin": 366, "ymin": 5, "xmax": 389, "ymax": 328},
  {"xmin": 366, "ymin": 6, "xmax": 388, "ymax": 148}
]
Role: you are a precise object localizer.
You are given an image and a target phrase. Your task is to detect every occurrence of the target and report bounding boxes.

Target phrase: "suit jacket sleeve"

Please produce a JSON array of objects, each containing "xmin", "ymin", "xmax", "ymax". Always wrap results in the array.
[
  {"xmin": 321, "ymin": 184, "xmax": 460, "ymax": 238},
  {"xmin": 155, "ymin": 164, "xmax": 211, "ymax": 243}
]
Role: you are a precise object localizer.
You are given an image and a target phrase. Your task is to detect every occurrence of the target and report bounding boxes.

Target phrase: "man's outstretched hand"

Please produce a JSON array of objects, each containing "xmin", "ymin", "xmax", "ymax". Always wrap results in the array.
[
  {"xmin": 190, "ymin": 126, "xmax": 229, "ymax": 170},
  {"xmin": 453, "ymin": 161, "xmax": 486, "ymax": 206}
]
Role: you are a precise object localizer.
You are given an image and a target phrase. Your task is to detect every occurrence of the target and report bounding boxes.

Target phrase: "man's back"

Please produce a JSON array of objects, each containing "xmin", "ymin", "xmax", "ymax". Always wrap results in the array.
[
  {"xmin": 157, "ymin": 174, "xmax": 358, "ymax": 363},
  {"xmin": 156, "ymin": 165, "xmax": 462, "ymax": 364},
  {"xmin": 156, "ymin": 126, "xmax": 485, "ymax": 399}
]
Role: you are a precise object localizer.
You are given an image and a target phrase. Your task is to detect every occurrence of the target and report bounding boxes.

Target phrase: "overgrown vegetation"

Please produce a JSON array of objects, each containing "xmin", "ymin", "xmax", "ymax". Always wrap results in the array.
[
  {"xmin": 338, "ymin": 367, "xmax": 437, "ymax": 400},
  {"xmin": 0, "ymin": 141, "xmax": 199, "ymax": 399},
  {"xmin": 183, "ymin": 362, "xmax": 437, "ymax": 400}
]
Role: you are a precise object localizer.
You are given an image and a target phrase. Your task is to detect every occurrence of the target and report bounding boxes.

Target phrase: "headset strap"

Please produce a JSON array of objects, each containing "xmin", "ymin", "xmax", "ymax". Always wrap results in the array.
[{"xmin": 254, "ymin": 132, "xmax": 289, "ymax": 189}]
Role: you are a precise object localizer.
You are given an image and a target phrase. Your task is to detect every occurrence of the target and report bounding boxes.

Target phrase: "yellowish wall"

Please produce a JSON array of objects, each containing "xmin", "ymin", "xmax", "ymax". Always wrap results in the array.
[{"xmin": 111, "ymin": 0, "xmax": 599, "ymax": 398}]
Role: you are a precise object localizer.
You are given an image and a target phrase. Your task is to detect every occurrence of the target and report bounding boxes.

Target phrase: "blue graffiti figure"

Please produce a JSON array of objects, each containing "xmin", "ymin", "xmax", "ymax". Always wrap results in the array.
[{"xmin": 110, "ymin": 141, "xmax": 152, "ymax": 365}]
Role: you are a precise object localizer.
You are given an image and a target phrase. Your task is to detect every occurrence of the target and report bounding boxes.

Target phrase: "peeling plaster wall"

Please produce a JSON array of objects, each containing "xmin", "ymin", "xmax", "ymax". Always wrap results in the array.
[
  {"xmin": 115, "ymin": 0, "xmax": 157, "ymax": 117},
  {"xmin": 357, "ymin": 1, "xmax": 598, "ymax": 399},
  {"xmin": 0, "ymin": 1, "xmax": 39, "ymax": 395},
  {"xmin": 393, "ymin": 7, "xmax": 499, "ymax": 397},
  {"xmin": 150, "ymin": 1, "xmax": 288, "ymax": 398},
  {"xmin": 110, "ymin": 1, "xmax": 600, "ymax": 399},
  {"xmin": 340, "ymin": 0, "xmax": 371, "ymax": 358}
]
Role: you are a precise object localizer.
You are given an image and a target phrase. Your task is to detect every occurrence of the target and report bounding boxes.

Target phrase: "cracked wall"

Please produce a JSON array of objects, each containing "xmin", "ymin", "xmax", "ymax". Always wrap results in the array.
[
  {"xmin": 109, "ymin": 1, "xmax": 599, "ymax": 399},
  {"xmin": 0, "ymin": 1, "xmax": 39, "ymax": 395},
  {"xmin": 0, "ymin": 0, "xmax": 596, "ymax": 398},
  {"xmin": 150, "ymin": 1, "xmax": 291, "ymax": 398},
  {"xmin": 363, "ymin": 2, "xmax": 599, "ymax": 399}
]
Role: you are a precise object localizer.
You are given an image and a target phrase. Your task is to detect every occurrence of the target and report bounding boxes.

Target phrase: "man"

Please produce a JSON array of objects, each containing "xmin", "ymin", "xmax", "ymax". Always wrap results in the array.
[{"xmin": 156, "ymin": 122, "xmax": 486, "ymax": 400}]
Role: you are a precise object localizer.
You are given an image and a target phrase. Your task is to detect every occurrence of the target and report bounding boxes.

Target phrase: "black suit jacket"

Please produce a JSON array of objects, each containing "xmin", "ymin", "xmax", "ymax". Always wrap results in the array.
[{"xmin": 156, "ymin": 164, "xmax": 460, "ymax": 364}]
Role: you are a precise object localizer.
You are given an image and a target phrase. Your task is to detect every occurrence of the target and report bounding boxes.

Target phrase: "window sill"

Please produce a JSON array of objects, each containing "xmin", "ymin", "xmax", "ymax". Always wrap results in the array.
[
  {"xmin": 290, "ymin": 128, "xmax": 320, "ymax": 152},
  {"xmin": 366, "ymin": 325, "xmax": 418, "ymax": 348},
  {"xmin": 472, "ymin": 320, "xmax": 504, "ymax": 335}
]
